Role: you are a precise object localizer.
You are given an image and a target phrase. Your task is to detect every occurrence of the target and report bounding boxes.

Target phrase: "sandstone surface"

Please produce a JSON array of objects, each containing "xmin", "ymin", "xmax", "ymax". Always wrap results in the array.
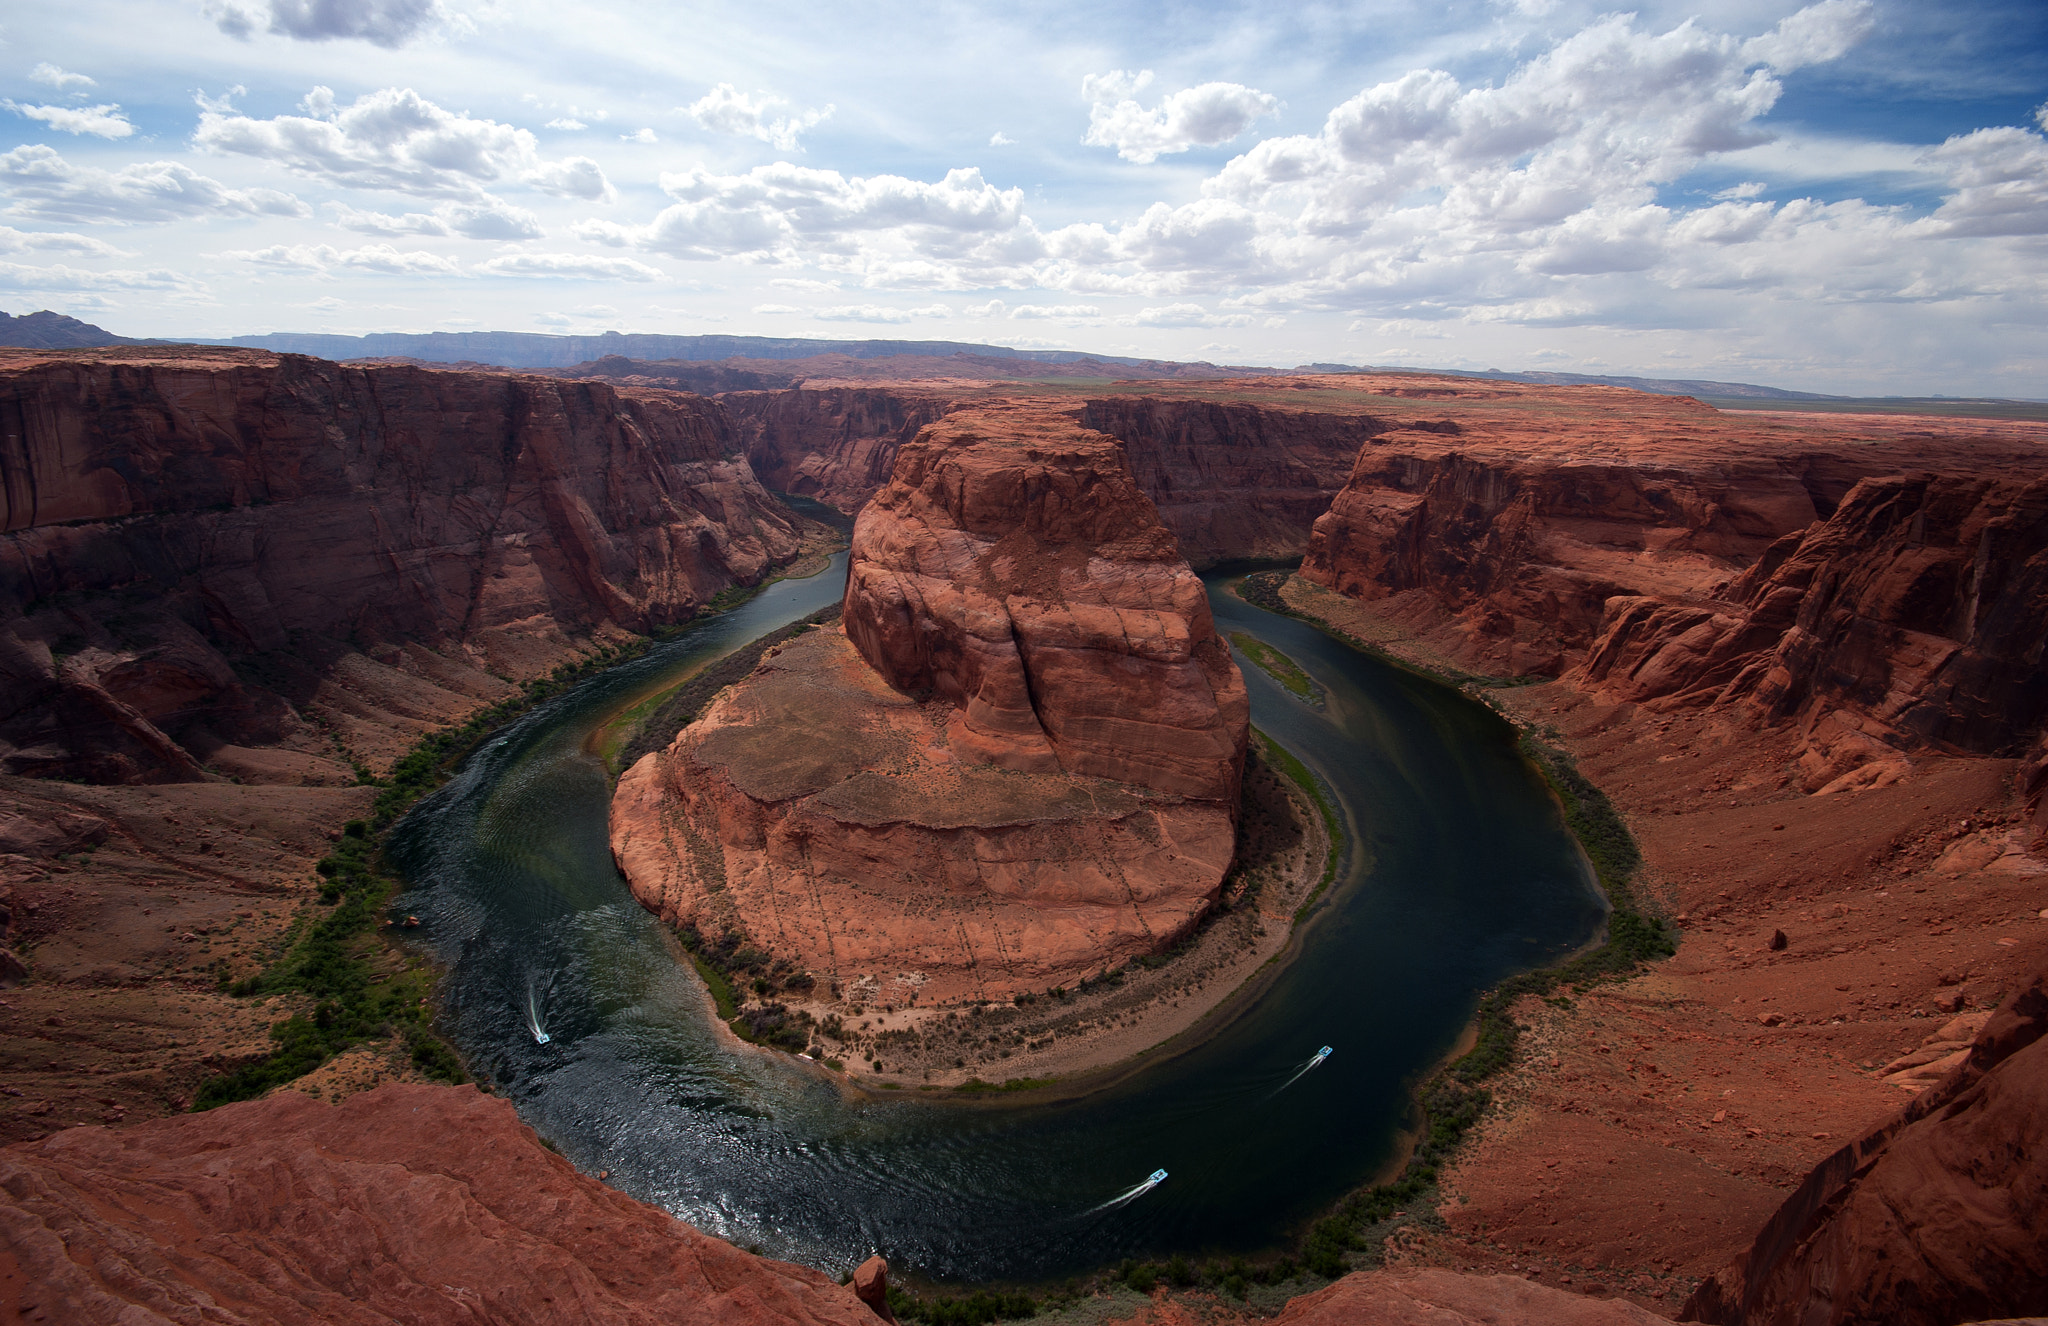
[
  {"xmin": 1683, "ymin": 964, "xmax": 2048, "ymax": 1326},
  {"xmin": 0, "ymin": 346, "xmax": 817, "ymax": 784},
  {"xmin": 1576, "ymin": 473, "xmax": 2048, "ymax": 783},
  {"xmin": 0, "ymin": 1081, "xmax": 878, "ymax": 1325},
  {"xmin": 612, "ymin": 404, "xmax": 1246, "ymax": 1003},
  {"xmin": 1275, "ymin": 1267, "xmax": 1668, "ymax": 1325},
  {"xmin": 0, "ymin": 346, "xmax": 823, "ymax": 1150}
]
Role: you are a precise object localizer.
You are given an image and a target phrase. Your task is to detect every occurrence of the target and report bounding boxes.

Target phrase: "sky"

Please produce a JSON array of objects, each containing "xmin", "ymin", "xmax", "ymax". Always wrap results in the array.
[{"xmin": 1, "ymin": 0, "xmax": 2044, "ymax": 394}]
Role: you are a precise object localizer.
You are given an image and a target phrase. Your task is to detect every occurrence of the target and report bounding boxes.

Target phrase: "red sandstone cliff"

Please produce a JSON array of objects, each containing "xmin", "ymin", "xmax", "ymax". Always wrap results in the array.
[
  {"xmin": 720, "ymin": 388, "xmax": 1376, "ymax": 568},
  {"xmin": 1293, "ymin": 378, "xmax": 2048, "ymax": 768},
  {"xmin": 0, "ymin": 1081, "xmax": 878, "ymax": 1325},
  {"xmin": 722, "ymin": 387, "xmax": 953, "ymax": 511},
  {"xmin": 611, "ymin": 403, "xmax": 1247, "ymax": 1003},
  {"xmin": 842, "ymin": 404, "xmax": 1247, "ymax": 799},
  {"xmin": 1681, "ymin": 962, "xmax": 2048, "ymax": 1326},
  {"xmin": 0, "ymin": 347, "xmax": 816, "ymax": 783},
  {"xmin": 1575, "ymin": 473, "xmax": 2048, "ymax": 786},
  {"xmin": 1077, "ymin": 395, "xmax": 1386, "ymax": 566}
]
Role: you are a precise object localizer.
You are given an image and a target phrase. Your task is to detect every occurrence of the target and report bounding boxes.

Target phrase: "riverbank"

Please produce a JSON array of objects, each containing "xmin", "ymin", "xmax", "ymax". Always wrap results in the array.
[
  {"xmin": 1264, "ymin": 571, "xmax": 2048, "ymax": 1316},
  {"xmin": 728, "ymin": 726, "xmax": 1337, "ymax": 1096}
]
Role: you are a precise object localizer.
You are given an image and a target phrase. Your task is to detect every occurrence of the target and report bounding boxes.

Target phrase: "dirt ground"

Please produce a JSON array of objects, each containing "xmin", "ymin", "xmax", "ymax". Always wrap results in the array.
[{"xmin": 1280, "ymin": 581, "xmax": 2048, "ymax": 1317}]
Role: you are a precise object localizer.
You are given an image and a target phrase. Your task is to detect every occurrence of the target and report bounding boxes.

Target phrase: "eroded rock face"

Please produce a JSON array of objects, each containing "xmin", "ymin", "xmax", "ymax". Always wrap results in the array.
[
  {"xmin": 0, "ymin": 347, "xmax": 813, "ymax": 782},
  {"xmin": 1681, "ymin": 964, "xmax": 2048, "ymax": 1326},
  {"xmin": 1077, "ymin": 396, "xmax": 1386, "ymax": 567},
  {"xmin": 1576, "ymin": 475, "xmax": 2048, "ymax": 781},
  {"xmin": 1292, "ymin": 377, "xmax": 2048, "ymax": 774},
  {"xmin": 612, "ymin": 405, "xmax": 1246, "ymax": 1002},
  {"xmin": 842, "ymin": 405, "xmax": 1247, "ymax": 800},
  {"xmin": 0, "ymin": 1081, "xmax": 877, "ymax": 1325},
  {"xmin": 1276, "ymin": 1267, "xmax": 1669, "ymax": 1326}
]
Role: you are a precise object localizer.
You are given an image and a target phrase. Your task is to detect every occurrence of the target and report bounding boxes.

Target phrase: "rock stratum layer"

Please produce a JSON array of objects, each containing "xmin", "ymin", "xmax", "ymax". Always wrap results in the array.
[
  {"xmin": 1682, "ymin": 963, "xmax": 2048, "ymax": 1326},
  {"xmin": 720, "ymin": 386, "xmax": 1374, "ymax": 566},
  {"xmin": 0, "ymin": 1082, "xmax": 878, "ymax": 1325},
  {"xmin": 1291, "ymin": 375, "xmax": 2048, "ymax": 773},
  {"xmin": 0, "ymin": 347, "xmax": 813, "ymax": 782},
  {"xmin": 612, "ymin": 404, "xmax": 1246, "ymax": 1003}
]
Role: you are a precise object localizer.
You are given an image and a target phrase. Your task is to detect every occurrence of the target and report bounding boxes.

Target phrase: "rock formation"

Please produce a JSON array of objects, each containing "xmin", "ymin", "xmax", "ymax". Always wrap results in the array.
[
  {"xmin": 611, "ymin": 403, "xmax": 1247, "ymax": 1003},
  {"xmin": 1076, "ymin": 395, "xmax": 1384, "ymax": 567},
  {"xmin": 1292, "ymin": 376, "xmax": 2048, "ymax": 772},
  {"xmin": 0, "ymin": 1081, "xmax": 879, "ymax": 1325},
  {"xmin": 1574, "ymin": 473, "xmax": 2048, "ymax": 787},
  {"xmin": 1276, "ymin": 1267, "xmax": 1669, "ymax": 1325},
  {"xmin": 1682, "ymin": 963, "xmax": 2048, "ymax": 1326},
  {"xmin": 0, "ymin": 347, "xmax": 816, "ymax": 782},
  {"xmin": 720, "ymin": 387, "xmax": 1375, "ymax": 566},
  {"xmin": 723, "ymin": 386, "xmax": 952, "ymax": 511}
]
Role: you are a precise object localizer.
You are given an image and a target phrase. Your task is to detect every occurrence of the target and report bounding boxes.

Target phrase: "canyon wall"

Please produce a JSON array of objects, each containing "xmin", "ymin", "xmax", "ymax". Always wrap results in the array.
[
  {"xmin": 611, "ymin": 403, "xmax": 1247, "ymax": 1003},
  {"xmin": 1576, "ymin": 473, "xmax": 2048, "ymax": 787},
  {"xmin": 0, "ymin": 347, "xmax": 815, "ymax": 782},
  {"xmin": 1293, "ymin": 378, "xmax": 2048, "ymax": 768},
  {"xmin": 1076, "ymin": 395, "xmax": 1387, "ymax": 566},
  {"xmin": 1682, "ymin": 964, "xmax": 2048, "ymax": 1326},
  {"xmin": 721, "ymin": 387, "xmax": 953, "ymax": 512},
  {"xmin": 0, "ymin": 1081, "xmax": 879, "ymax": 1325},
  {"xmin": 720, "ymin": 387, "xmax": 1375, "ymax": 567}
]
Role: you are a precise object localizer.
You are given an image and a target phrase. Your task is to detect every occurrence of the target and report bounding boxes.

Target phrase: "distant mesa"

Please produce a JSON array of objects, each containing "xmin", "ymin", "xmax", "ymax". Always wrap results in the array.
[
  {"xmin": 0, "ymin": 308, "xmax": 155, "ymax": 350},
  {"xmin": 610, "ymin": 402, "xmax": 1249, "ymax": 1003}
]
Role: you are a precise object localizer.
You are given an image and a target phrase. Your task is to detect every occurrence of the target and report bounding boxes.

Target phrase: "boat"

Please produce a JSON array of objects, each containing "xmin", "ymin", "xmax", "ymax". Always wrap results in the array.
[
  {"xmin": 1317, "ymin": 1045, "xmax": 1333, "ymax": 1058},
  {"xmin": 1149, "ymin": 1168, "xmax": 1168, "ymax": 1184}
]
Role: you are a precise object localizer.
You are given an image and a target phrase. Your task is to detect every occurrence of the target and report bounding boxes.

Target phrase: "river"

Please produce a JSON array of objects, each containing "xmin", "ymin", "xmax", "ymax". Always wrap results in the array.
[{"xmin": 386, "ymin": 555, "xmax": 1606, "ymax": 1283}]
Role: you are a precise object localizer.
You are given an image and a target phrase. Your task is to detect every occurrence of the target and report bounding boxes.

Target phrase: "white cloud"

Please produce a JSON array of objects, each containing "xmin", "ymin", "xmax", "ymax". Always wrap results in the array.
[
  {"xmin": 28, "ymin": 64, "xmax": 96, "ymax": 92},
  {"xmin": 621, "ymin": 128, "xmax": 658, "ymax": 144},
  {"xmin": 4, "ymin": 101, "xmax": 135, "ymax": 139},
  {"xmin": 547, "ymin": 117, "xmax": 586, "ymax": 131},
  {"xmin": 990, "ymin": 132, "xmax": 1015, "ymax": 147},
  {"xmin": 227, "ymin": 241, "xmax": 460, "ymax": 274},
  {"xmin": 1121, "ymin": 303, "xmax": 1257, "ymax": 328},
  {"xmin": 0, "ymin": 144, "xmax": 309, "ymax": 224},
  {"xmin": 330, "ymin": 199, "xmax": 544, "ymax": 240},
  {"xmin": 0, "ymin": 261, "xmax": 201, "ymax": 293},
  {"xmin": 1741, "ymin": 0, "xmax": 1875, "ymax": 73},
  {"xmin": 610, "ymin": 163, "xmax": 1030, "ymax": 285},
  {"xmin": 1911, "ymin": 125, "xmax": 2048, "ymax": 238},
  {"xmin": 475, "ymin": 252, "xmax": 664, "ymax": 280},
  {"xmin": 1010, "ymin": 303, "xmax": 1099, "ymax": 319},
  {"xmin": 210, "ymin": 0, "xmax": 445, "ymax": 48},
  {"xmin": 0, "ymin": 225, "xmax": 129, "ymax": 257},
  {"xmin": 752, "ymin": 302, "xmax": 801, "ymax": 314},
  {"xmin": 812, "ymin": 303, "xmax": 950, "ymax": 322},
  {"xmin": 194, "ymin": 86, "xmax": 613, "ymax": 201},
  {"xmin": 685, "ymin": 84, "xmax": 834, "ymax": 152},
  {"xmin": 1082, "ymin": 69, "xmax": 1279, "ymax": 164}
]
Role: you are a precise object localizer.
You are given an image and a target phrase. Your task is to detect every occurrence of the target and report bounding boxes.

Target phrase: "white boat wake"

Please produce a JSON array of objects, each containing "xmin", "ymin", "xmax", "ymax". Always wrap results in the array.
[
  {"xmin": 524, "ymin": 979, "xmax": 553, "ymax": 1045},
  {"xmin": 1267, "ymin": 1045, "xmax": 1333, "ymax": 1099},
  {"xmin": 1084, "ymin": 1168, "xmax": 1168, "ymax": 1213}
]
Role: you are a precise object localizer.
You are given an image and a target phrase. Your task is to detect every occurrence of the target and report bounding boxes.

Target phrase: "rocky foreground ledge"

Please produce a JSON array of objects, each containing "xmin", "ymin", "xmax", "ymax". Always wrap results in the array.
[
  {"xmin": 611, "ymin": 403, "xmax": 1248, "ymax": 1005},
  {"xmin": 7, "ymin": 965, "xmax": 2039, "ymax": 1323}
]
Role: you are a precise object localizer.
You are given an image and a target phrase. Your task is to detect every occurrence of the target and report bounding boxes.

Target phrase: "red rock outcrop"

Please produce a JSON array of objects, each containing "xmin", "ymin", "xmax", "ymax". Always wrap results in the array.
[
  {"xmin": 722, "ymin": 387, "xmax": 954, "ymax": 510},
  {"xmin": 842, "ymin": 405, "xmax": 1246, "ymax": 799},
  {"xmin": 0, "ymin": 1081, "xmax": 879, "ymax": 1324},
  {"xmin": 611, "ymin": 403, "xmax": 1247, "ymax": 1003},
  {"xmin": 1681, "ymin": 962, "xmax": 2048, "ymax": 1326},
  {"xmin": 1077, "ymin": 395, "xmax": 1386, "ymax": 566},
  {"xmin": 1576, "ymin": 474, "xmax": 2048, "ymax": 786},
  {"xmin": 721, "ymin": 387, "xmax": 1375, "ymax": 567},
  {"xmin": 0, "ymin": 347, "xmax": 816, "ymax": 782},
  {"xmin": 1293, "ymin": 376, "xmax": 2048, "ymax": 766},
  {"xmin": 1277, "ymin": 1267, "xmax": 1668, "ymax": 1325}
]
